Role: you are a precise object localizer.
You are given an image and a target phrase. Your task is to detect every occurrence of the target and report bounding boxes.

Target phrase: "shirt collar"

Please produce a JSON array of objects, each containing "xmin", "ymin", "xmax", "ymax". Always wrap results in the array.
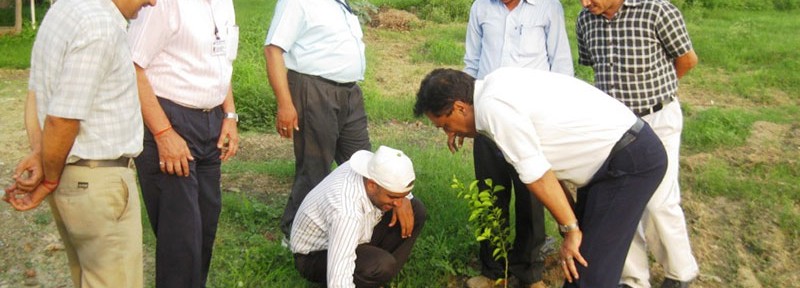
[
  {"xmin": 99, "ymin": 0, "xmax": 130, "ymax": 29},
  {"xmin": 623, "ymin": 0, "xmax": 644, "ymax": 8},
  {"xmin": 492, "ymin": 0, "xmax": 536, "ymax": 7}
]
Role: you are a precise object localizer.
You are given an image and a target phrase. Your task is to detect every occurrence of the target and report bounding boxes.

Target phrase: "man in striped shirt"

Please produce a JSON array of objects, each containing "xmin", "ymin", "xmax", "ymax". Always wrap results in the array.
[{"xmin": 290, "ymin": 146, "xmax": 426, "ymax": 288}]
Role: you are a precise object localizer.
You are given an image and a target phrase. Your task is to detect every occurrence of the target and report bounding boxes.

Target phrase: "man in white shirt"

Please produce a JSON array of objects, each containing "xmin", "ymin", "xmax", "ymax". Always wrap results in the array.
[
  {"xmin": 413, "ymin": 67, "xmax": 667, "ymax": 287},
  {"xmin": 290, "ymin": 146, "xmax": 426, "ymax": 288},
  {"xmin": 127, "ymin": 1, "xmax": 240, "ymax": 286},
  {"xmin": 264, "ymin": 0, "xmax": 372, "ymax": 240}
]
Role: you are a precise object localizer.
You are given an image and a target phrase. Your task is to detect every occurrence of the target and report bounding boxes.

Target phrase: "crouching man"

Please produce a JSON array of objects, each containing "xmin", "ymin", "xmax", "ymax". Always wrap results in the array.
[{"xmin": 290, "ymin": 145, "xmax": 427, "ymax": 287}]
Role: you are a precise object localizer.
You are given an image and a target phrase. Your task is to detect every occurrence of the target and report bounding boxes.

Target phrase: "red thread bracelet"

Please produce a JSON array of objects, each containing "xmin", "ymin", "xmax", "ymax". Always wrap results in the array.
[
  {"xmin": 42, "ymin": 179, "xmax": 59, "ymax": 189},
  {"xmin": 154, "ymin": 125, "xmax": 172, "ymax": 137}
]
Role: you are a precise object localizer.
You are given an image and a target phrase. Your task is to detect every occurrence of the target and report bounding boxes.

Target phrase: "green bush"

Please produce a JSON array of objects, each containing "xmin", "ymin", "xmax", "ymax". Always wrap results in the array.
[
  {"xmin": 675, "ymin": 0, "xmax": 798, "ymax": 10},
  {"xmin": 418, "ymin": 0, "xmax": 472, "ymax": 23}
]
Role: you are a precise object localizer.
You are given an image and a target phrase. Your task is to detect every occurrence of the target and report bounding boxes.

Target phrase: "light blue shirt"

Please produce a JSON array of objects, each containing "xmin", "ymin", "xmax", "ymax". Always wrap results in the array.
[
  {"xmin": 265, "ymin": 0, "xmax": 366, "ymax": 83},
  {"xmin": 464, "ymin": 0, "xmax": 574, "ymax": 79}
]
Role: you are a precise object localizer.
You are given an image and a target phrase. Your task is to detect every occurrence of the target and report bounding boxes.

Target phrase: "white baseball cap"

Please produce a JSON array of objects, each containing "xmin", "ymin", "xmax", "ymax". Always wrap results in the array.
[{"xmin": 350, "ymin": 146, "xmax": 415, "ymax": 193}]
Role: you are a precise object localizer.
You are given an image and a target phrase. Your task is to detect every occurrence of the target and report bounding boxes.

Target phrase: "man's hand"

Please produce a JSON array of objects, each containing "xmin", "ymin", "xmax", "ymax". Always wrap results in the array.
[
  {"xmin": 275, "ymin": 104, "xmax": 299, "ymax": 139},
  {"xmin": 389, "ymin": 198, "xmax": 414, "ymax": 238},
  {"xmin": 154, "ymin": 129, "xmax": 194, "ymax": 176},
  {"xmin": 559, "ymin": 229, "xmax": 588, "ymax": 283},
  {"xmin": 11, "ymin": 152, "xmax": 43, "ymax": 192},
  {"xmin": 5, "ymin": 183, "xmax": 53, "ymax": 211},
  {"xmin": 447, "ymin": 133, "xmax": 465, "ymax": 153},
  {"xmin": 218, "ymin": 118, "xmax": 239, "ymax": 161}
]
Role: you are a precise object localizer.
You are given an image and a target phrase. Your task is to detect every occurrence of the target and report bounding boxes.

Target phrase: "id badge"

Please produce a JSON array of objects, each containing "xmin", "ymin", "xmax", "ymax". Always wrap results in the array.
[{"xmin": 212, "ymin": 39, "xmax": 227, "ymax": 56}]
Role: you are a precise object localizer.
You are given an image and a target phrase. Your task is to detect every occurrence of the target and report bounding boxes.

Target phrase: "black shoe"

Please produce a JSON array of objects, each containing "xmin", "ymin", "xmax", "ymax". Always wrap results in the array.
[{"xmin": 661, "ymin": 278, "xmax": 690, "ymax": 288}]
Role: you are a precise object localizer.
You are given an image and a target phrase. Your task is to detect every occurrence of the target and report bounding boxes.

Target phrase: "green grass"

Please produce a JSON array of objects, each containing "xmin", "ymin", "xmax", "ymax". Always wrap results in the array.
[
  {"xmin": 681, "ymin": 9, "xmax": 800, "ymax": 100},
  {"xmin": 411, "ymin": 24, "xmax": 465, "ymax": 65},
  {"xmin": 2, "ymin": 0, "xmax": 799, "ymax": 287}
]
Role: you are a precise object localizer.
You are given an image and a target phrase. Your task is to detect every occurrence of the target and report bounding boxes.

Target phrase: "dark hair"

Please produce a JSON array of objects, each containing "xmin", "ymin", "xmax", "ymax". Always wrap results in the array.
[{"xmin": 413, "ymin": 68, "xmax": 475, "ymax": 117}]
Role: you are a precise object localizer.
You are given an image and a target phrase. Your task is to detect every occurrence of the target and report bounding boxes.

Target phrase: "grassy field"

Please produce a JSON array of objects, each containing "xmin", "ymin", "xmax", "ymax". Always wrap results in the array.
[{"xmin": 0, "ymin": 0, "xmax": 798, "ymax": 287}]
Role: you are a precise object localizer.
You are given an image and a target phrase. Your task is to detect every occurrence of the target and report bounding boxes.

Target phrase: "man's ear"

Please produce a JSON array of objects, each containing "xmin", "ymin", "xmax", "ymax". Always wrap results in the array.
[
  {"xmin": 453, "ymin": 101, "xmax": 467, "ymax": 115},
  {"xmin": 365, "ymin": 179, "xmax": 378, "ymax": 194}
]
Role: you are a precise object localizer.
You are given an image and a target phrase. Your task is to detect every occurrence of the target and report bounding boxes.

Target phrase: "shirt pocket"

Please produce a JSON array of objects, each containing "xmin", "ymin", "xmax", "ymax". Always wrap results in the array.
[{"xmin": 518, "ymin": 23, "xmax": 547, "ymax": 58}]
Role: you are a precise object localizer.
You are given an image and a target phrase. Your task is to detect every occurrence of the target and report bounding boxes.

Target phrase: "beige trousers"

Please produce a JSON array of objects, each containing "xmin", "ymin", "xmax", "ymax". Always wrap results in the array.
[
  {"xmin": 621, "ymin": 100, "xmax": 699, "ymax": 287},
  {"xmin": 48, "ymin": 164, "xmax": 143, "ymax": 288}
]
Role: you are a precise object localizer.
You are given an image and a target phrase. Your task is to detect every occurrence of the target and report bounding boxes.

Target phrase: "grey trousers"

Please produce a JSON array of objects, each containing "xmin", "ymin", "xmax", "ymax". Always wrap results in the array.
[{"xmin": 279, "ymin": 70, "xmax": 372, "ymax": 237}]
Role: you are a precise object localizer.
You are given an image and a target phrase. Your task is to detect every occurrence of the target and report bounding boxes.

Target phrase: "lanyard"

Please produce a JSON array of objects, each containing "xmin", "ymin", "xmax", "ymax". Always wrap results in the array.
[{"xmin": 335, "ymin": 0, "xmax": 353, "ymax": 14}]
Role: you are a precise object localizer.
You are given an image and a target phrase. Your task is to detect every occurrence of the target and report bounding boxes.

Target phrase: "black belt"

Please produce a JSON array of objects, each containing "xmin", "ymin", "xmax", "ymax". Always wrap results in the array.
[
  {"xmin": 69, "ymin": 157, "xmax": 132, "ymax": 168},
  {"xmin": 610, "ymin": 118, "xmax": 645, "ymax": 155},
  {"xmin": 635, "ymin": 97, "xmax": 674, "ymax": 117},
  {"xmin": 289, "ymin": 70, "xmax": 356, "ymax": 88}
]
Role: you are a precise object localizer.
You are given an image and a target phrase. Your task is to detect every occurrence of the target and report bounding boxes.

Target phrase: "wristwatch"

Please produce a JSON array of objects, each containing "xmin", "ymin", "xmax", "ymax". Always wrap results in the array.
[
  {"xmin": 224, "ymin": 112, "xmax": 238, "ymax": 123},
  {"xmin": 558, "ymin": 222, "xmax": 579, "ymax": 234}
]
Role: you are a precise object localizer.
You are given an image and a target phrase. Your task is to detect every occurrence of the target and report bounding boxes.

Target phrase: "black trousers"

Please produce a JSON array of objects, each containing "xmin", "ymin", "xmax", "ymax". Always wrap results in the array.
[
  {"xmin": 473, "ymin": 135, "xmax": 546, "ymax": 284},
  {"xmin": 563, "ymin": 121, "xmax": 667, "ymax": 287},
  {"xmin": 279, "ymin": 70, "xmax": 372, "ymax": 237},
  {"xmin": 293, "ymin": 198, "xmax": 427, "ymax": 287},
  {"xmin": 135, "ymin": 98, "xmax": 223, "ymax": 288}
]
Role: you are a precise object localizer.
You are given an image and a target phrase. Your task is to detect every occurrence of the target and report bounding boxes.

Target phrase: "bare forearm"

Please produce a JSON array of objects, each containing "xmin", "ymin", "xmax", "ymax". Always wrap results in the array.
[
  {"xmin": 135, "ymin": 64, "xmax": 171, "ymax": 133},
  {"xmin": 264, "ymin": 45, "xmax": 292, "ymax": 107},
  {"xmin": 674, "ymin": 50, "xmax": 698, "ymax": 79},
  {"xmin": 24, "ymin": 90, "xmax": 41, "ymax": 153},
  {"xmin": 41, "ymin": 116, "xmax": 79, "ymax": 182},
  {"xmin": 222, "ymin": 86, "xmax": 236, "ymax": 113},
  {"xmin": 526, "ymin": 170, "xmax": 578, "ymax": 226}
]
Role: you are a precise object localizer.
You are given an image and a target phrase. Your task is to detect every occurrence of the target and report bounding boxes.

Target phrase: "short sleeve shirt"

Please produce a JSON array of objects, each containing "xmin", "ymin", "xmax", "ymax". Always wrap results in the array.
[
  {"xmin": 128, "ymin": 0, "xmax": 237, "ymax": 109},
  {"xmin": 576, "ymin": 0, "xmax": 693, "ymax": 113},
  {"xmin": 28, "ymin": 0, "xmax": 143, "ymax": 163},
  {"xmin": 265, "ymin": 0, "xmax": 366, "ymax": 83}
]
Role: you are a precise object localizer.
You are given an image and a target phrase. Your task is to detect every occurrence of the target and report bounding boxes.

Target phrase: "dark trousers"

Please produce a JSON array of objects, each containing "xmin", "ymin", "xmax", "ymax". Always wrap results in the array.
[
  {"xmin": 293, "ymin": 198, "xmax": 426, "ymax": 287},
  {"xmin": 135, "ymin": 98, "xmax": 223, "ymax": 288},
  {"xmin": 563, "ymin": 122, "xmax": 667, "ymax": 288},
  {"xmin": 473, "ymin": 135, "xmax": 546, "ymax": 284},
  {"xmin": 279, "ymin": 70, "xmax": 372, "ymax": 237}
]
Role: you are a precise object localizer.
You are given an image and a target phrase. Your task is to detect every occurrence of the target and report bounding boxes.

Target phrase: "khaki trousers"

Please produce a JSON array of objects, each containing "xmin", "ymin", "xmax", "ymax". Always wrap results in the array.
[
  {"xmin": 621, "ymin": 100, "xmax": 699, "ymax": 287},
  {"xmin": 48, "ymin": 164, "xmax": 143, "ymax": 288}
]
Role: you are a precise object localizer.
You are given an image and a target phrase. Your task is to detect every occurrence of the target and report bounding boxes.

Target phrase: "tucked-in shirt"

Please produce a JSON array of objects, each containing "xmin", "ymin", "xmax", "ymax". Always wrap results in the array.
[
  {"xmin": 28, "ymin": 0, "xmax": 143, "ymax": 163},
  {"xmin": 290, "ymin": 162, "xmax": 382, "ymax": 288},
  {"xmin": 128, "ymin": 0, "xmax": 237, "ymax": 109},
  {"xmin": 576, "ymin": 0, "xmax": 693, "ymax": 113},
  {"xmin": 265, "ymin": 0, "xmax": 366, "ymax": 83},
  {"xmin": 465, "ymin": 0, "xmax": 573, "ymax": 79},
  {"xmin": 474, "ymin": 67, "xmax": 637, "ymax": 187}
]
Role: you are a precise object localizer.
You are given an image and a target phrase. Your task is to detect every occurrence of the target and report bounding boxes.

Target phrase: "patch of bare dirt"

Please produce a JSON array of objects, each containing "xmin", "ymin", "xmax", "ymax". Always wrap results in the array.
[
  {"xmin": 680, "ymin": 119, "xmax": 799, "ymax": 287},
  {"xmin": 0, "ymin": 69, "xmax": 72, "ymax": 288},
  {"xmin": 369, "ymin": 8, "xmax": 421, "ymax": 31}
]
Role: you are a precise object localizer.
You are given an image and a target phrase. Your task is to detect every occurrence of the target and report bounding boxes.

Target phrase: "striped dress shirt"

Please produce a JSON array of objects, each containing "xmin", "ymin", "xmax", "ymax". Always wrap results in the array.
[
  {"xmin": 128, "ymin": 0, "xmax": 237, "ymax": 109},
  {"xmin": 290, "ymin": 162, "xmax": 382, "ymax": 288}
]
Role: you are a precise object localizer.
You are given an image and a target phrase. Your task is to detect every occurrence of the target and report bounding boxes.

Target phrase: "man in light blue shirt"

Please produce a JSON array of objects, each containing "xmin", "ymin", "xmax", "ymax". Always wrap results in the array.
[
  {"xmin": 264, "ymin": 0, "xmax": 373, "ymax": 241},
  {"xmin": 462, "ymin": 0, "xmax": 573, "ymax": 287}
]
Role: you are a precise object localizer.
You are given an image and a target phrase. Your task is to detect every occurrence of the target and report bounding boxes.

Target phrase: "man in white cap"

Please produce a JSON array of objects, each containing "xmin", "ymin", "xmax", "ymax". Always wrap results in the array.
[{"xmin": 289, "ymin": 145, "xmax": 427, "ymax": 288}]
